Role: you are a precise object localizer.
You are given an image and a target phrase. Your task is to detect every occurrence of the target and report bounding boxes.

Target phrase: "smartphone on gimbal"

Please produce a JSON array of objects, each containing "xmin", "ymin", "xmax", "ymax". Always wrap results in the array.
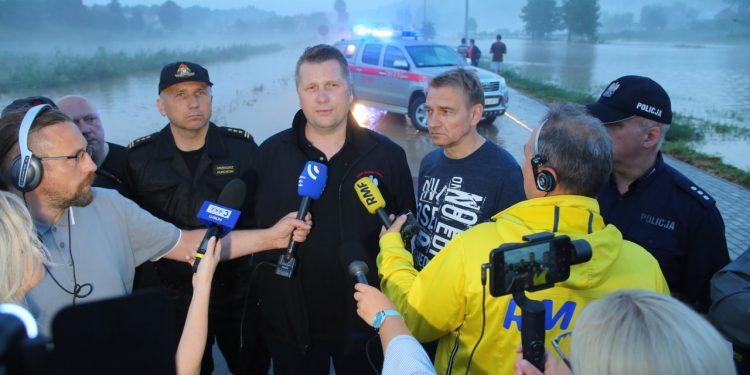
[{"xmin": 488, "ymin": 234, "xmax": 575, "ymax": 297}]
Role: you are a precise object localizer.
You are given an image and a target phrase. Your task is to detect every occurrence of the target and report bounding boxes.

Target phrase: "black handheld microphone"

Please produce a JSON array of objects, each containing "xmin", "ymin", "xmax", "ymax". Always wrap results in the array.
[
  {"xmin": 193, "ymin": 179, "xmax": 246, "ymax": 272},
  {"xmin": 276, "ymin": 161, "xmax": 328, "ymax": 278},
  {"xmin": 341, "ymin": 241, "xmax": 371, "ymax": 285},
  {"xmin": 348, "ymin": 261, "xmax": 369, "ymax": 285}
]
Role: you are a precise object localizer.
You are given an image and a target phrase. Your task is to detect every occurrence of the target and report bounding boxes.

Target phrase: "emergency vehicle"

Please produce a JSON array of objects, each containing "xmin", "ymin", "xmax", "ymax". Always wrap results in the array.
[{"xmin": 334, "ymin": 34, "xmax": 509, "ymax": 131}]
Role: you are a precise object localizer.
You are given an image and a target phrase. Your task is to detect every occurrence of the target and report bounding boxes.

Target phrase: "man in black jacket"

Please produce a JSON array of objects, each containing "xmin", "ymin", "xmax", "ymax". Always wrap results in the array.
[
  {"xmin": 126, "ymin": 61, "xmax": 268, "ymax": 375},
  {"xmin": 57, "ymin": 95, "xmax": 129, "ymax": 196},
  {"xmin": 252, "ymin": 45, "xmax": 416, "ymax": 374}
]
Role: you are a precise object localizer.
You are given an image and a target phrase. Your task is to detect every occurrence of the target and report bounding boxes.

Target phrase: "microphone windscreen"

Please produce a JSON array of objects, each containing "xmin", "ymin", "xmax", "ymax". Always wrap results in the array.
[
  {"xmin": 348, "ymin": 260, "xmax": 369, "ymax": 278},
  {"xmin": 354, "ymin": 177, "xmax": 385, "ymax": 214},
  {"xmin": 217, "ymin": 178, "xmax": 247, "ymax": 209},
  {"xmin": 298, "ymin": 161, "xmax": 328, "ymax": 199}
]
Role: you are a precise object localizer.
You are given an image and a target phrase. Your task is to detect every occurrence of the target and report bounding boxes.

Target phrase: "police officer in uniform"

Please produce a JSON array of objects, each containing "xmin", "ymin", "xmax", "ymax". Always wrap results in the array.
[
  {"xmin": 587, "ymin": 75, "xmax": 730, "ymax": 313},
  {"xmin": 126, "ymin": 61, "xmax": 268, "ymax": 374}
]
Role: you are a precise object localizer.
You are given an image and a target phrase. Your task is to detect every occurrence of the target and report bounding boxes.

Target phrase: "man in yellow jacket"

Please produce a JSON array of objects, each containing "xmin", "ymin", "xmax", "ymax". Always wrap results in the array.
[{"xmin": 378, "ymin": 103, "xmax": 669, "ymax": 375}]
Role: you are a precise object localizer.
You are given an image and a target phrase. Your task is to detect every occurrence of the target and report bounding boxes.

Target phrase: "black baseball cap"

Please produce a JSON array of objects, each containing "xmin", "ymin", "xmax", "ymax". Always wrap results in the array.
[
  {"xmin": 586, "ymin": 75, "xmax": 672, "ymax": 125},
  {"xmin": 158, "ymin": 61, "xmax": 213, "ymax": 94},
  {"xmin": 2, "ymin": 96, "xmax": 57, "ymax": 117}
]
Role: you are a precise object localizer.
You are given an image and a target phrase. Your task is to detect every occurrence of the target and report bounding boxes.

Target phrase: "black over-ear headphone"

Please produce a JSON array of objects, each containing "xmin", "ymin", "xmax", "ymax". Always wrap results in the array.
[
  {"xmin": 531, "ymin": 120, "xmax": 556, "ymax": 193},
  {"xmin": 10, "ymin": 104, "xmax": 50, "ymax": 192}
]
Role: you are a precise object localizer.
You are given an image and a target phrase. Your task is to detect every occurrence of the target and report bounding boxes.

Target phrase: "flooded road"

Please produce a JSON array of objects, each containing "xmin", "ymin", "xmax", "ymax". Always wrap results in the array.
[
  {"xmin": 0, "ymin": 43, "xmax": 536, "ymax": 176},
  {"xmin": 4, "ymin": 36, "xmax": 744, "ymax": 170}
]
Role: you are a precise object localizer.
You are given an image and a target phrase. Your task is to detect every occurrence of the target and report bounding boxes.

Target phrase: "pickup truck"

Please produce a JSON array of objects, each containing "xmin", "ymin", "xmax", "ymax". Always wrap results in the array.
[{"xmin": 334, "ymin": 37, "xmax": 509, "ymax": 131}]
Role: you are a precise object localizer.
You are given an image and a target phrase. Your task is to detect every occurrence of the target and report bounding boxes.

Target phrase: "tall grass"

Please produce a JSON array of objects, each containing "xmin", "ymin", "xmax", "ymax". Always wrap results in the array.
[
  {"xmin": 1, "ymin": 43, "xmax": 282, "ymax": 92},
  {"xmin": 497, "ymin": 67, "xmax": 750, "ymax": 188}
]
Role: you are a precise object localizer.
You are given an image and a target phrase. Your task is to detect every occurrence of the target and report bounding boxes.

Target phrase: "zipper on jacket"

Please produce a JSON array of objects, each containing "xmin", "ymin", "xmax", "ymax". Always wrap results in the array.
[{"xmin": 336, "ymin": 139, "xmax": 379, "ymax": 245}]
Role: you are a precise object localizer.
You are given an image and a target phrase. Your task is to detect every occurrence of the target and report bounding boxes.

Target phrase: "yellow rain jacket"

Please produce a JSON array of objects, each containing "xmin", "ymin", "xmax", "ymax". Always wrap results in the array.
[{"xmin": 378, "ymin": 195, "xmax": 669, "ymax": 375}]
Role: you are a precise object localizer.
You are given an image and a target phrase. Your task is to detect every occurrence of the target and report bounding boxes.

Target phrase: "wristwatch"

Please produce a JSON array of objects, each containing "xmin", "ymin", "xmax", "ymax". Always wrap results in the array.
[{"xmin": 373, "ymin": 309, "xmax": 400, "ymax": 330}]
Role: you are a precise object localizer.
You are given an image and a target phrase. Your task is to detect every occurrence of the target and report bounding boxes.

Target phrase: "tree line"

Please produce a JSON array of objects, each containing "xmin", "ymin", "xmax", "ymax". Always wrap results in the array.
[
  {"xmin": 521, "ymin": 0, "xmax": 600, "ymax": 41},
  {"xmin": 520, "ymin": 0, "xmax": 750, "ymax": 42},
  {"xmin": 0, "ymin": 0, "xmax": 330, "ymax": 38}
]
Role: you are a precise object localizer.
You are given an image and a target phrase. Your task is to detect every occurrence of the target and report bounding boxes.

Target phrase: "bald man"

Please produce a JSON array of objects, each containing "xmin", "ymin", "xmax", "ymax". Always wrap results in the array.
[{"xmin": 57, "ymin": 95, "xmax": 128, "ymax": 195}]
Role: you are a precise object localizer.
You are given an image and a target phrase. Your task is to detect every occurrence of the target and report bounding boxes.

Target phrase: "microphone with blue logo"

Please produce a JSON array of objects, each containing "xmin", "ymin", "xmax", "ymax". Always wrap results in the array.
[
  {"xmin": 276, "ymin": 161, "xmax": 328, "ymax": 278},
  {"xmin": 193, "ymin": 178, "xmax": 245, "ymax": 272}
]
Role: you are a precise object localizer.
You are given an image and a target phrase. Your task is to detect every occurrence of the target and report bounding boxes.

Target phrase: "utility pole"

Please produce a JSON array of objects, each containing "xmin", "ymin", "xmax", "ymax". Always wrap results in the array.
[
  {"xmin": 463, "ymin": 0, "xmax": 469, "ymax": 39},
  {"xmin": 423, "ymin": 0, "xmax": 427, "ymax": 25}
]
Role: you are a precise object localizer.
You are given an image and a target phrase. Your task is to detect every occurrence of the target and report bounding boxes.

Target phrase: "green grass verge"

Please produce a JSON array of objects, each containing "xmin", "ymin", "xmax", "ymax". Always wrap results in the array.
[
  {"xmin": 497, "ymin": 68, "xmax": 750, "ymax": 188},
  {"xmin": 1, "ymin": 43, "xmax": 283, "ymax": 93}
]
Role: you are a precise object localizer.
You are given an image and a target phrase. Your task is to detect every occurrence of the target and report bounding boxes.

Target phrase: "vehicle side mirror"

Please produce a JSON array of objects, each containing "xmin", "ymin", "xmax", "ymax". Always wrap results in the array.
[{"xmin": 393, "ymin": 59, "xmax": 409, "ymax": 69}]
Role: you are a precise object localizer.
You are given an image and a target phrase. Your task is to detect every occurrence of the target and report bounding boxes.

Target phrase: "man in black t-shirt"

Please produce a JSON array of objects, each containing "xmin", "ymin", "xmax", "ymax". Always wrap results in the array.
[{"xmin": 490, "ymin": 34, "xmax": 507, "ymax": 74}]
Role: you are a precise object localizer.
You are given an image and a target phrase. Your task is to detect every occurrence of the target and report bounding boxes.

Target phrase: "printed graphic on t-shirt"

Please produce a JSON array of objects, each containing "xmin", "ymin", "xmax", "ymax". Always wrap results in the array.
[{"xmin": 414, "ymin": 175, "xmax": 486, "ymax": 269}]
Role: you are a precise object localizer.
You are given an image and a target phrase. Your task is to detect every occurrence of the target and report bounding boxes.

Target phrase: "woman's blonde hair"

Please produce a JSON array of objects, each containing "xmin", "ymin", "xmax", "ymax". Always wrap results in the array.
[
  {"xmin": 571, "ymin": 289, "xmax": 735, "ymax": 375},
  {"xmin": 0, "ymin": 191, "xmax": 47, "ymax": 303}
]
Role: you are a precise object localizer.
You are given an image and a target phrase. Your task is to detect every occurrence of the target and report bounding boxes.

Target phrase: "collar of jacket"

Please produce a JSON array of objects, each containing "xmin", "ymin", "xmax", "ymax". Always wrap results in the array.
[
  {"xmin": 492, "ymin": 194, "xmax": 628, "ymax": 290},
  {"xmin": 152, "ymin": 122, "xmax": 228, "ymax": 159},
  {"xmin": 607, "ymin": 151, "xmax": 665, "ymax": 195},
  {"xmin": 283, "ymin": 109, "xmax": 377, "ymax": 153},
  {"xmin": 492, "ymin": 195, "xmax": 605, "ymax": 235}
]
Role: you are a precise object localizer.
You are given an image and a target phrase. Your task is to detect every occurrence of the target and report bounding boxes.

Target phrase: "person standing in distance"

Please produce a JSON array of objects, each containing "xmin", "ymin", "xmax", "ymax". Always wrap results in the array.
[
  {"xmin": 468, "ymin": 39, "xmax": 481, "ymax": 67},
  {"xmin": 457, "ymin": 37, "xmax": 469, "ymax": 62},
  {"xmin": 252, "ymin": 44, "xmax": 416, "ymax": 375},
  {"xmin": 413, "ymin": 68, "xmax": 524, "ymax": 270},
  {"xmin": 57, "ymin": 95, "xmax": 129, "ymax": 196},
  {"xmin": 125, "ymin": 61, "xmax": 269, "ymax": 375},
  {"xmin": 489, "ymin": 34, "xmax": 507, "ymax": 74},
  {"xmin": 586, "ymin": 75, "xmax": 730, "ymax": 313}
]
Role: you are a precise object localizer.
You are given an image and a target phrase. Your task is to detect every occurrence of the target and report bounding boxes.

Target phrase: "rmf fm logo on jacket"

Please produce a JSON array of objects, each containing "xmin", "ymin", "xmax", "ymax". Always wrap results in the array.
[{"xmin": 502, "ymin": 299, "xmax": 578, "ymax": 331}]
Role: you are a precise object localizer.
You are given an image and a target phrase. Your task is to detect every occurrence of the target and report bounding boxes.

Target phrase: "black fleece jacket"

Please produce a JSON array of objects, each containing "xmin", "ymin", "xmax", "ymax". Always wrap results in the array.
[{"xmin": 252, "ymin": 109, "xmax": 416, "ymax": 352}]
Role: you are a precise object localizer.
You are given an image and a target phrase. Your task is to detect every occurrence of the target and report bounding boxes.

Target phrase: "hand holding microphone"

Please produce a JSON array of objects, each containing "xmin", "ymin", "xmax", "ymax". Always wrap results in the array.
[
  {"xmin": 193, "ymin": 179, "xmax": 245, "ymax": 272},
  {"xmin": 354, "ymin": 177, "xmax": 420, "ymax": 248},
  {"xmin": 276, "ymin": 161, "xmax": 328, "ymax": 278},
  {"xmin": 192, "ymin": 236, "xmax": 221, "ymax": 288}
]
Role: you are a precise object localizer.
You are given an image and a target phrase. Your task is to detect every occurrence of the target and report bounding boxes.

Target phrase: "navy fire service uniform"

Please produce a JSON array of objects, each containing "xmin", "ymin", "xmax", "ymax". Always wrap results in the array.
[
  {"xmin": 598, "ymin": 152, "xmax": 730, "ymax": 312},
  {"xmin": 126, "ymin": 123, "xmax": 267, "ymax": 375}
]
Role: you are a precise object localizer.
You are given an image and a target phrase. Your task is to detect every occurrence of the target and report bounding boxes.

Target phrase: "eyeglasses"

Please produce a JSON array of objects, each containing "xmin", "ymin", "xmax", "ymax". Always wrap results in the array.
[
  {"xmin": 39, "ymin": 145, "xmax": 93, "ymax": 165},
  {"xmin": 552, "ymin": 330, "xmax": 572, "ymax": 368}
]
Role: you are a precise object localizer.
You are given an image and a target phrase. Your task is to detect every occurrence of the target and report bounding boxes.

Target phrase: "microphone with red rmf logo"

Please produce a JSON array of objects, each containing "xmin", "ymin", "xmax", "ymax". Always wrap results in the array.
[{"xmin": 275, "ymin": 161, "xmax": 328, "ymax": 278}]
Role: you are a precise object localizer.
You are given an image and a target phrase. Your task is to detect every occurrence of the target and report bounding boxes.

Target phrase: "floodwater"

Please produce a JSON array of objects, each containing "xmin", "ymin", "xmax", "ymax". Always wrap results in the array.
[
  {"xmin": 467, "ymin": 37, "xmax": 750, "ymax": 171},
  {"xmin": 2, "ymin": 36, "xmax": 747, "ymax": 169},
  {"xmin": 0, "ymin": 41, "xmax": 534, "ymax": 176}
]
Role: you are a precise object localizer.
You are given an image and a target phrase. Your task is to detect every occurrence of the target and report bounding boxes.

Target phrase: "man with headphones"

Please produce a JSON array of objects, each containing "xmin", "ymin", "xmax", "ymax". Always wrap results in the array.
[
  {"xmin": 586, "ymin": 75, "xmax": 729, "ymax": 314},
  {"xmin": 376, "ymin": 103, "xmax": 669, "ymax": 375},
  {"xmin": 0, "ymin": 105, "xmax": 312, "ymax": 336}
]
